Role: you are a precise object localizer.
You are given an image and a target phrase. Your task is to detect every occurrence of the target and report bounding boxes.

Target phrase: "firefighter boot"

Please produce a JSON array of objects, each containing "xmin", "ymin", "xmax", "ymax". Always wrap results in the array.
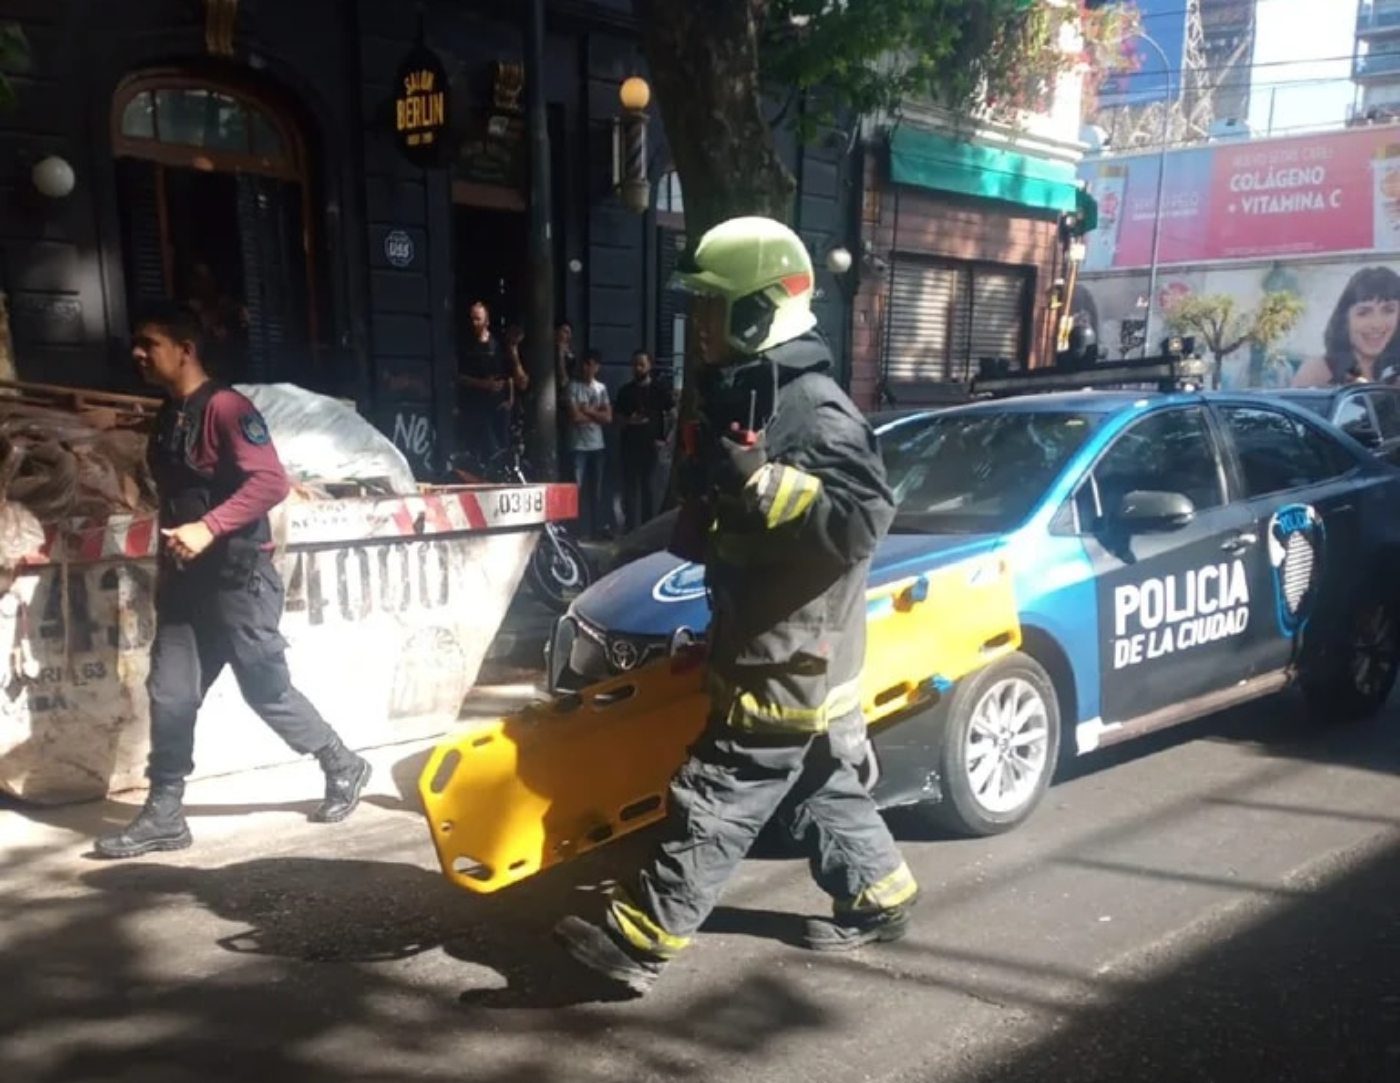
[
  {"xmin": 311, "ymin": 736, "xmax": 371, "ymax": 823},
  {"xmin": 802, "ymin": 894, "xmax": 919, "ymax": 952},
  {"xmin": 93, "ymin": 780, "xmax": 193, "ymax": 859},
  {"xmin": 553, "ymin": 915, "xmax": 665, "ymax": 997}
]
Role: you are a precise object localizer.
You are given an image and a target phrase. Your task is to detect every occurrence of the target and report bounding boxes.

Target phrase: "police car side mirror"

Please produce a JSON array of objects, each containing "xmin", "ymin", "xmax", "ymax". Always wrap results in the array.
[{"xmin": 1114, "ymin": 490, "xmax": 1195, "ymax": 533}]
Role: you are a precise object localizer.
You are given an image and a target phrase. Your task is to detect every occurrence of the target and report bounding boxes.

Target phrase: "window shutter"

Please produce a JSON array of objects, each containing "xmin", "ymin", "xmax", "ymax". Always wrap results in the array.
[
  {"xmin": 884, "ymin": 259, "xmax": 960, "ymax": 386},
  {"xmin": 965, "ymin": 270, "xmax": 1029, "ymax": 372},
  {"xmin": 114, "ymin": 159, "xmax": 168, "ymax": 312}
]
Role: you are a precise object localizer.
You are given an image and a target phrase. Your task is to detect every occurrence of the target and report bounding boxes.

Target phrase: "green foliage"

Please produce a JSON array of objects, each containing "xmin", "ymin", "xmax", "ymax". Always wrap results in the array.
[
  {"xmin": 0, "ymin": 23, "xmax": 29, "ymax": 109},
  {"xmin": 758, "ymin": 0, "xmax": 1139, "ymax": 134},
  {"xmin": 1164, "ymin": 291, "xmax": 1306, "ymax": 363}
]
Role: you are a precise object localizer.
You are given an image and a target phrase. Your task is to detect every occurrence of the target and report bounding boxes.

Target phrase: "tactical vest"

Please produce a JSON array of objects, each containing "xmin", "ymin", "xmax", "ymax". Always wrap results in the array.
[{"xmin": 149, "ymin": 380, "xmax": 271, "ymax": 576}]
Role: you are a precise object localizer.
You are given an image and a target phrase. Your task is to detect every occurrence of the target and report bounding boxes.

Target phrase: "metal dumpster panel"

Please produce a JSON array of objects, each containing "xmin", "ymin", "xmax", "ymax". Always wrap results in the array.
[{"xmin": 0, "ymin": 482, "xmax": 577, "ymax": 805}]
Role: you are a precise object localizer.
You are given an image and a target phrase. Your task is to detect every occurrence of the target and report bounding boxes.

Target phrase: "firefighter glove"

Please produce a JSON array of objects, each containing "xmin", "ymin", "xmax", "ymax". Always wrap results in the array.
[{"xmin": 714, "ymin": 425, "xmax": 769, "ymax": 493}]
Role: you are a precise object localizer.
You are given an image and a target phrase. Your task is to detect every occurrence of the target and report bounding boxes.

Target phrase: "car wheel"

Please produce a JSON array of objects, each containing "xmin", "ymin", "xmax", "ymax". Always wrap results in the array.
[
  {"xmin": 1301, "ymin": 600, "xmax": 1400, "ymax": 724},
  {"xmin": 927, "ymin": 653, "xmax": 1061, "ymax": 838}
]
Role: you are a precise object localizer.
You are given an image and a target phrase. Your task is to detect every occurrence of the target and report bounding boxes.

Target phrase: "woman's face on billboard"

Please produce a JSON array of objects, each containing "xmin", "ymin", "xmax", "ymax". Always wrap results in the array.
[{"xmin": 1348, "ymin": 296, "xmax": 1400, "ymax": 361}]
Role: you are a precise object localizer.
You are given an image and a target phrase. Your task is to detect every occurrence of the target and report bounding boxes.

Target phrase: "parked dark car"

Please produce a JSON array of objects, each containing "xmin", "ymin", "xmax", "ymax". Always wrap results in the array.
[{"xmin": 1267, "ymin": 384, "xmax": 1400, "ymax": 466}]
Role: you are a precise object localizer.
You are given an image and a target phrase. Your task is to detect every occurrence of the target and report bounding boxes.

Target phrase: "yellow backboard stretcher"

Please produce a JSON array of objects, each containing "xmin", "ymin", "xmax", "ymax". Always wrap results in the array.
[{"xmin": 419, "ymin": 556, "xmax": 1022, "ymax": 894}]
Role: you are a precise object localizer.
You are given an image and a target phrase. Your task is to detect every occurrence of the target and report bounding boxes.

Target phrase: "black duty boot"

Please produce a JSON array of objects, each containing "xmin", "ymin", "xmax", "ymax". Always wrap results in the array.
[
  {"xmin": 93, "ymin": 781, "xmax": 193, "ymax": 859},
  {"xmin": 553, "ymin": 915, "xmax": 665, "ymax": 997},
  {"xmin": 802, "ymin": 895, "xmax": 918, "ymax": 952},
  {"xmin": 311, "ymin": 736, "xmax": 371, "ymax": 823}
]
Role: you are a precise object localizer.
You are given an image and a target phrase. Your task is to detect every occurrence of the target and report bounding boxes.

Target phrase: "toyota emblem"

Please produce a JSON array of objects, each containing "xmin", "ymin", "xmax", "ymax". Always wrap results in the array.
[{"xmin": 609, "ymin": 639, "xmax": 641, "ymax": 671}]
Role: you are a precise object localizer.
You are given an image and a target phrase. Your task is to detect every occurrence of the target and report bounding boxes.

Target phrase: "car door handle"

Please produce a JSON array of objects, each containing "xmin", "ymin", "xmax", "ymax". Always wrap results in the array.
[{"xmin": 1221, "ymin": 531, "xmax": 1257, "ymax": 552}]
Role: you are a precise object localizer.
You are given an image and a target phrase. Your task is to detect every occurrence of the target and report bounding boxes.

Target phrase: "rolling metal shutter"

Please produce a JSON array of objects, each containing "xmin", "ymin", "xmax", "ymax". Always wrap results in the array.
[
  {"xmin": 884, "ymin": 259, "xmax": 1031, "ymax": 394},
  {"xmin": 963, "ymin": 270, "xmax": 1028, "ymax": 371},
  {"xmin": 884, "ymin": 259, "xmax": 960, "ymax": 385}
]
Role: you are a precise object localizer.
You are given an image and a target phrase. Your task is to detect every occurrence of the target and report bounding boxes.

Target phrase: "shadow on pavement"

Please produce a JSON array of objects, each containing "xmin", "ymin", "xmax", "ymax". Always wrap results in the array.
[
  {"xmin": 0, "ymin": 841, "xmax": 834, "ymax": 1083},
  {"xmin": 937, "ymin": 833, "xmax": 1400, "ymax": 1083}
]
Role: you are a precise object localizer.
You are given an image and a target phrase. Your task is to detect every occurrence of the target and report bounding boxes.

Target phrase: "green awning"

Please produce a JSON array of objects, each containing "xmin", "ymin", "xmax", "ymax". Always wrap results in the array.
[{"xmin": 888, "ymin": 126, "xmax": 1081, "ymax": 215}]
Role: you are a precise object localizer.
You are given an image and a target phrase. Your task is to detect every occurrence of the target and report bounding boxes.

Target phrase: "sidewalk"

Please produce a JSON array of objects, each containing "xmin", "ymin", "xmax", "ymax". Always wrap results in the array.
[{"xmin": 0, "ymin": 678, "xmax": 543, "ymax": 859}]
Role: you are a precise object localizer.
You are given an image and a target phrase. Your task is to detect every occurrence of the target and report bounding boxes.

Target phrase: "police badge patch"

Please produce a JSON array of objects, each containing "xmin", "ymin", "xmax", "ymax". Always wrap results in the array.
[
  {"xmin": 1267, "ymin": 503, "xmax": 1325, "ymax": 637},
  {"xmin": 238, "ymin": 411, "xmax": 271, "ymax": 446}
]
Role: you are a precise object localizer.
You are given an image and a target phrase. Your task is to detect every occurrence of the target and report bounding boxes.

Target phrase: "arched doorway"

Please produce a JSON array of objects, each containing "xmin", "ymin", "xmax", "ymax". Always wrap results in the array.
[{"xmin": 110, "ymin": 71, "xmax": 320, "ymax": 385}]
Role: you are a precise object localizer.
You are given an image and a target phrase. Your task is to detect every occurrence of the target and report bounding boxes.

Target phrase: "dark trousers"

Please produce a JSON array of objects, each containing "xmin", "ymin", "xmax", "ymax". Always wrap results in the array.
[
  {"xmin": 459, "ymin": 401, "xmax": 510, "ymax": 468},
  {"xmin": 572, "ymin": 448, "xmax": 606, "ymax": 539},
  {"xmin": 620, "ymin": 447, "xmax": 658, "ymax": 534},
  {"xmin": 146, "ymin": 558, "xmax": 337, "ymax": 783},
  {"xmin": 607, "ymin": 718, "xmax": 910, "ymax": 950}
]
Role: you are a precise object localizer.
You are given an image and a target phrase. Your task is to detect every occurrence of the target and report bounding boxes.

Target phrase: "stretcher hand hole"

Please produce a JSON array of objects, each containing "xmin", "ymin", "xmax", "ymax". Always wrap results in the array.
[
  {"xmin": 620, "ymin": 794, "xmax": 662, "ymax": 821},
  {"xmin": 589, "ymin": 685, "xmax": 638, "ymax": 709},
  {"xmin": 980, "ymin": 632, "xmax": 1014, "ymax": 653},
  {"xmin": 452, "ymin": 855, "xmax": 493, "ymax": 881},
  {"xmin": 427, "ymin": 750, "xmax": 462, "ymax": 795}
]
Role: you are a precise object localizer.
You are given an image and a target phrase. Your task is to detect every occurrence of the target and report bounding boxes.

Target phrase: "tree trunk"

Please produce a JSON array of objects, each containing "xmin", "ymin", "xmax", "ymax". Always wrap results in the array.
[
  {"xmin": 633, "ymin": 0, "xmax": 795, "ymax": 236},
  {"xmin": 632, "ymin": 0, "xmax": 797, "ymax": 523}
]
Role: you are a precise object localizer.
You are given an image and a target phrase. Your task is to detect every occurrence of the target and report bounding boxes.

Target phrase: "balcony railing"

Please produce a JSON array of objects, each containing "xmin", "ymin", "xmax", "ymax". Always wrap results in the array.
[
  {"xmin": 1358, "ymin": 2, "xmax": 1400, "ymax": 35},
  {"xmin": 1355, "ymin": 48, "xmax": 1400, "ymax": 80}
]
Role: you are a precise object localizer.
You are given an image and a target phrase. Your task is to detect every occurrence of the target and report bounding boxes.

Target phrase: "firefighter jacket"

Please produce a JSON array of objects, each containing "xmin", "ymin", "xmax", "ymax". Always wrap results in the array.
[{"xmin": 676, "ymin": 332, "xmax": 896, "ymax": 735}]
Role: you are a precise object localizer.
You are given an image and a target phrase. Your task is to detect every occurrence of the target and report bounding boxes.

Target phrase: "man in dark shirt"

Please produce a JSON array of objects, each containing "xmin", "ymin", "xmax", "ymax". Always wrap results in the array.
[
  {"xmin": 614, "ymin": 349, "xmax": 674, "ymax": 532},
  {"xmin": 94, "ymin": 304, "xmax": 371, "ymax": 860},
  {"xmin": 457, "ymin": 301, "xmax": 527, "ymax": 466}
]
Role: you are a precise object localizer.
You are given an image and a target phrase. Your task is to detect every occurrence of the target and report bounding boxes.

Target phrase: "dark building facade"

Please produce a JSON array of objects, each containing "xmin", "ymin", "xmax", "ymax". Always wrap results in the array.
[{"xmin": 0, "ymin": 0, "xmax": 859, "ymax": 482}]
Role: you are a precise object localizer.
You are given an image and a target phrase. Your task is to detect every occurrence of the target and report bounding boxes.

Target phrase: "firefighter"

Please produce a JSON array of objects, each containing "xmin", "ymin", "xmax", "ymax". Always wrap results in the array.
[
  {"xmin": 94, "ymin": 305, "xmax": 371, "ymax": 860},
  {"xmin": 553, "ymin": 216, "xmax": 918, "ymax": 995}
]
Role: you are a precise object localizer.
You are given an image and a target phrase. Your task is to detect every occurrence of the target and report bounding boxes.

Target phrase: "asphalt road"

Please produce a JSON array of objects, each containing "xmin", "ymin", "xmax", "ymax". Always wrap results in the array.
[{"xmin": 2, "ymin": 681, "xmax": 1398, "ymax": 1083}]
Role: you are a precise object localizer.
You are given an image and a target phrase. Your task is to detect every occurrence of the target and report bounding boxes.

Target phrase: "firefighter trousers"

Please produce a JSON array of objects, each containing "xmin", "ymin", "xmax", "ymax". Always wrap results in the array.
[
  {"xmin": 605, "ymin": 716, "xmax": 917, "ymax": 959},
  {"xmin": 146, "ymin": 557, "xmax": 338, "ymax": 783}
]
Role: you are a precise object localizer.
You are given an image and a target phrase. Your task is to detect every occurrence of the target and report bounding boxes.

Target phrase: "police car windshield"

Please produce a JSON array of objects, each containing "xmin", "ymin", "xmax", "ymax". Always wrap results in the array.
[{"xmin": 882, "ymin": 410, "xmax": 1101, "ymax": 534}]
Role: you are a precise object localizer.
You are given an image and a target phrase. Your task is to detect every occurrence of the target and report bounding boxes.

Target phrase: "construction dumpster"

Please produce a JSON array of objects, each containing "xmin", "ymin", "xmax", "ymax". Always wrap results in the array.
[{"xmin": 0, "ymin": 482, "xmax": 577, "ymax": 805}]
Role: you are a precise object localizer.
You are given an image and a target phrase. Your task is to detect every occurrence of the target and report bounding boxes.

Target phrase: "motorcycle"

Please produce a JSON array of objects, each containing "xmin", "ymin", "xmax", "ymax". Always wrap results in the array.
[{"xmin": 436, "ymin": 435, "xmax": 595, "ymax": 613}]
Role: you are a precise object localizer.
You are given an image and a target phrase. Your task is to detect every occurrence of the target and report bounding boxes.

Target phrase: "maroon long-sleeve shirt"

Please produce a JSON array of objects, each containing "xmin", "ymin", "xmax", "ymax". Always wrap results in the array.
[{"xmin": 189, "ymin": 388, "xmax": 290, "ymax": 537}]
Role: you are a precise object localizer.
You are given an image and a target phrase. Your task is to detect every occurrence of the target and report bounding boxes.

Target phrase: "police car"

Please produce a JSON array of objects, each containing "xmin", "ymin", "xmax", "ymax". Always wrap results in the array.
[{"xmin": 546, "ymin": 391, "xmax": 1400, "ymax": 837}]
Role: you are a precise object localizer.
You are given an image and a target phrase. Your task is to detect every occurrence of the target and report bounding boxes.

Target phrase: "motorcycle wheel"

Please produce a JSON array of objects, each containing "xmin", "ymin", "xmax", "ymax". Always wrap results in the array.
[{"xmin": 528, "ymin": 528, "xmax": 594, "ymax": 612}]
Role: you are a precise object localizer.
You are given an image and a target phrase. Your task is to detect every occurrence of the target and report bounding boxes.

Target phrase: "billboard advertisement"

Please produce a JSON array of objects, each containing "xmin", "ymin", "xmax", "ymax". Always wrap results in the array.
[
  {"xmin": 1078, "ymin": 126, "xmax": 1400, "ymax": 271},
  {"xmin": 1095, "ymin": 0, "xmax": 1189, "ymax": 106},
  {"xmin": 1072, "ymin": 259, "xmax": 1400, "ymax": 391}
]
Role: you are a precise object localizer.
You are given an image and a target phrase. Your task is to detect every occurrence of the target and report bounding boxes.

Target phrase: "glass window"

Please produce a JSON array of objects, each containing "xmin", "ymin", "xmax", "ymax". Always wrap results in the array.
[
  {"xmin": 123, "ymin": 86, "xmax": 282, "ymax": 160},
  {"xmin": 1367, "ymin": 389, "xmax": 1400, "ymax": 439},
  {"xmin": 882, "ymin": 409, "xmax": 1101, "ymax": 534},
  {"xmin": 250, "ymin": 108, "xmax": 285, "ymax": 158},
  {"xmin": 204, "ymin": 93, "xmax": 250, "ymax": 154},
  {"xmin": 1333, "ymin": 394, "xmax": 1375, "ymax": 443},
  {"xmin": 1220, "ymin": 405, "xmax": 1354, "ymax": 498},
  {"xmin": 120, "ymin": 90, "xmax": 155, "ymax": 138},
  {"xmin": 1078, "ymin": 407, "xmax": 1224, "ymax": 527},
  {"xmin": 154, "ymin": 88, "xmax": 210, "ymax": 147}
]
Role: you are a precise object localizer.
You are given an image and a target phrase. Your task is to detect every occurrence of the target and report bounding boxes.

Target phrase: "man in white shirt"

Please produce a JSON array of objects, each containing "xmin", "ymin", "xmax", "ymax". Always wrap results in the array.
[{"xmin": 567, "ymin": 348, "xmax": 612, "ymax": 538}]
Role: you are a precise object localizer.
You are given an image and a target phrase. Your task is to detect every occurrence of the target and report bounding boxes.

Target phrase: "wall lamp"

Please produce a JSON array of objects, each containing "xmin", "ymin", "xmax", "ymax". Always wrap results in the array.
[
  {"xmin": 31, "ymin": 155, "xmax": 75, "ymax": 199},
  {"xmin": 612, "ymin": 75, "xmax": 651, "ymax": 214}
]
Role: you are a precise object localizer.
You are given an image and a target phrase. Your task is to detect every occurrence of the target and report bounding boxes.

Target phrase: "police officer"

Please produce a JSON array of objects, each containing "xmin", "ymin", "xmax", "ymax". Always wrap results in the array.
[
  {"xmin": 94, "ymin": 305, "xmax": 371, "ymax": 860},
  {"xmin": 553, "ymin": 217, "xmax": 918, "ymax": 995}
]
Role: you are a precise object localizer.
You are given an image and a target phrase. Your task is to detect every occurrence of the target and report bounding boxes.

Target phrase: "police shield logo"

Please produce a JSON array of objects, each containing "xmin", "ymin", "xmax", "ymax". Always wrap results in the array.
[
  {"xmin": 239, "ymin": 411, "xmax": 272, "ymax": 446},
  {"xmin": 1267, "ymin": 503, "xmax": 1325, "ymax": 636}
]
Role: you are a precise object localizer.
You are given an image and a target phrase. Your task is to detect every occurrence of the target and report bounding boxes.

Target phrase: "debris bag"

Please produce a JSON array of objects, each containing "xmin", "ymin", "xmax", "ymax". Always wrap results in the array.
[
  {"xmin": 234, "ymin": 383, "xmax": 418, "ymax": 496},
  {"xmin": 0, "ymin": 500, "xmax": 44, "ymax": 572}
]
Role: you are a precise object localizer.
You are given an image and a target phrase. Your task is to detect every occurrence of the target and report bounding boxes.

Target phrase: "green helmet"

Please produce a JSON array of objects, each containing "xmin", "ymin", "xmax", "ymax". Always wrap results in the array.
[{"xmin": 671, "ymin": 216, "xmax": 818, "ymax": 356}]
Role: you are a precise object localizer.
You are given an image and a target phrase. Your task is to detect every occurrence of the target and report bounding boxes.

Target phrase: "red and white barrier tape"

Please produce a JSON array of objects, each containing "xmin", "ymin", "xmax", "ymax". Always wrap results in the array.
[{"xmin": 32, "ymin": 484, "xmax": 579, "ymax": 564}]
